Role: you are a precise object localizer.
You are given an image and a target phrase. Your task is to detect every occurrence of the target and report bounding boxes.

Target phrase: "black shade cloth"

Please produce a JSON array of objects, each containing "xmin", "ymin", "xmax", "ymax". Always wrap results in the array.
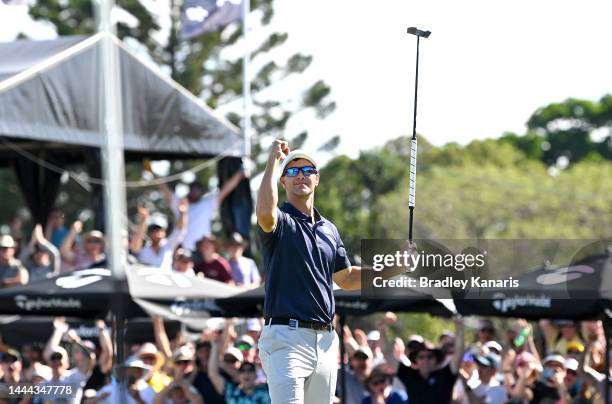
[
  {"xmin": 215, "ymin": 285, "xmax": 453, "ymax": 318},
  {"xmin": 13, "ymin": 154, "xmax": 62, "ymax": 225},
  {"xmin": 455, "ymin": 254, "xmax": 612, "ymax": 320}
]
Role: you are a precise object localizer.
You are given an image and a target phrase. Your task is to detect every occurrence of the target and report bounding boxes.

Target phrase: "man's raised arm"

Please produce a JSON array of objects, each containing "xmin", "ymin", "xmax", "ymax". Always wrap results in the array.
[{"xmin": 256, "ymin": 139, "xmax": 289, "ymax": 233}]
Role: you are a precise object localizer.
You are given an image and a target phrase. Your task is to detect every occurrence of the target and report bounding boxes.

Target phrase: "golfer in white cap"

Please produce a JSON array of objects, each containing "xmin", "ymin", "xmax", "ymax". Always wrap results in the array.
[{"xmin": 256, "ymin": 139, "xmax": 363, "ymax": 403}]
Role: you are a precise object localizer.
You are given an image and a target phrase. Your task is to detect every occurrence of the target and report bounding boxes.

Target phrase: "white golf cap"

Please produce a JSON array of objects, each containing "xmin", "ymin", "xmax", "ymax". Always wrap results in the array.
[
  {"xmin": 279, "ymin": 149, "xmax": 318, "ymax": 175},
  {"xmin": 484, "ymin": 341, "xmax": 503, "ymax": 353},
  {"xmin": 366, "ymin": 330, "xmax": 380, "ymax": 341},
  {"xmin": 565, "ymin": 358, "xmax": 579, "ymax": 372},
  {"xmin": 246, "ymin": 318, "xmax": 262, "ymax": 332}
]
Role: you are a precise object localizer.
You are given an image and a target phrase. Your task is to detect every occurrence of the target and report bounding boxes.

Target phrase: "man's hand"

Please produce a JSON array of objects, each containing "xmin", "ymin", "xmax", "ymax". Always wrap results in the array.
[
  {"xmin": 32, "ymin": 224, "xmax": 44, "ymax": 243},
  {"xmin": 137, "ymin": 205, "xmax": 149, "ymax": 221},
  {"xmin": 71, "ymin": 220, "xmax": 83, "ymax": 234},
  {"xmin": 53, "ymin": 317, "xmax": 69, "ymax": 334},
  {"xmin": 178, "ymin": 199, "xmax": 189, "ymax": 214},
  {"xmin": 269, "ymin": 139, "xmax": 290, "ymax": 162}
]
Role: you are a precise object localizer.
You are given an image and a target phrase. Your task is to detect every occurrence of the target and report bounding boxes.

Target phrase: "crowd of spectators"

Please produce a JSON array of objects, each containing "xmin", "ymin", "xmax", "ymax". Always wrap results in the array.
[
  {"xmin": 0, "ymin": 314, "xmax": 609, "ymax": 403},
  {"xmin": 0, "ymin": 172, "xmax": 260, "ymax": 290}
]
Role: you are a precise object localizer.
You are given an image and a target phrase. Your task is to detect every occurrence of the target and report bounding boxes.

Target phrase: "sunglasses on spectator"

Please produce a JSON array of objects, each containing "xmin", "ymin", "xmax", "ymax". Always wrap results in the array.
[
  {"xmin": 141, "ymin": 355, "xmax": 156, "ymax": 363},
  {"xmin": 237, "ymin": 343, "xmax": 252, "ymax": 351},
  {"xmin": 566, "ymin": 349, "xmax": 581, "ymax": 355},
  {"xmin": 86, "ymin": 239, "xmax": 102, "ymax": 244},
  {"xmin": 1, "ymin": 357, "xmax": 17, "ymax": 364},
  {"xmin": 283, "ymin": 166, "xmax": 318, "ymax": 177},
  {"xmin": 479, "ymin": 328, "xmax": 495, "ymax": 333},
  {"xmin": 417, "ymin": 353, "xmax": 435, "ymax": 360},
  {"xmin": 239, "ymin": 367, "xmax": 256, "ymax": 373},
  {"xmin": 223, "ymin": 356, "xmax": 239, "ymax": 363},
  {"xmin": 175, "ymin": 360, "xmax": 191, "ymax": 366},
  {"xmin": 50, "ymin": 354, "xmax": 63, "ymax": 361}
]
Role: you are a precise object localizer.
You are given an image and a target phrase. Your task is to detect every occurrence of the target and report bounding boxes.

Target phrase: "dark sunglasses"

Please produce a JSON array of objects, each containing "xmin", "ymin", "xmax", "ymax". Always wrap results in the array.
[
  {"xmin": 417, "ymin": 354, "xmax": 435, "ymax": 360},
  {"xmin": 283, "ymin": 166, "xmax": 318, "ymax": 177},
  {"xmin": 239, "ymin": 367, "xmax": 256, "ymax": 373},
  {"xmin": 175, "ymin": 360, "xmax": 191, "ymax": 366},
  {"xmin": 50, "ymin": 355, "xmax": 63, "ymax": 361}
]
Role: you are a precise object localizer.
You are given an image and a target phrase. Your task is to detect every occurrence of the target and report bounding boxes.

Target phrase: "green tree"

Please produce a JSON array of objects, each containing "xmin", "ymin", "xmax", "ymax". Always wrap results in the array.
[{"xmin": 526, "ymin": 95, "xmax": 612, "ymax": 166}]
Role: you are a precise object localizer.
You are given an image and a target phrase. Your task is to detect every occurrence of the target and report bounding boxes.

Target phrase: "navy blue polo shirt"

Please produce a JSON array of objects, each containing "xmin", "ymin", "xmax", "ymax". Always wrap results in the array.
[{"xmin": 258, "ymin": 202, "xmax": 352, "ymax": 324}]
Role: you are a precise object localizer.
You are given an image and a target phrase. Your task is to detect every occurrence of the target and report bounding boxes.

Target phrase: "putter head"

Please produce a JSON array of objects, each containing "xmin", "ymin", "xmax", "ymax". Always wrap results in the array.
[{"xmin": 407, "ymin": 27, "xmax": 431, "ymax": 38}]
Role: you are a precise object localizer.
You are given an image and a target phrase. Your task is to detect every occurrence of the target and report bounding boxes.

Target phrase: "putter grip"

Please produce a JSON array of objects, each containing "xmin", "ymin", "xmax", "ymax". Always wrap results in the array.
[{"xmin": 409, "ymin": 138, "xmax": 417, "ymax": 207}]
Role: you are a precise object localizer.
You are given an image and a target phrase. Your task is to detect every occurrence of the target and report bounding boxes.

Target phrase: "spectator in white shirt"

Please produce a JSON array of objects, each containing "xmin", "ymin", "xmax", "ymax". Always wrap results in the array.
[
  {"xmin": 225, "ymin": 233, "xmax": 261, "ymax": 287},
  {"xmin": 131, "ymin": 201, "xmax": 188, "ymax": 272},
  {"xmin": 172, "ymin": 248, "xmax": 196, "ymax": 277},
  {"xmin": 159, "ymin": 170, "xmax": 246, "ymax": 252}
]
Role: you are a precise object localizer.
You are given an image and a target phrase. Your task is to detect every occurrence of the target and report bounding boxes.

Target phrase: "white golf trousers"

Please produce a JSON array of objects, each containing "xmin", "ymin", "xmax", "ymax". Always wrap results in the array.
[{"xmin": 258, "ymin": 324, "xmax": 339, "ymax": 404}]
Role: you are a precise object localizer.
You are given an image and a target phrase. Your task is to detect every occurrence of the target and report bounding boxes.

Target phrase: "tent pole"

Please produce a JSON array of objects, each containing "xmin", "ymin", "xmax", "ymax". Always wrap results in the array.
[
  {"xmin": 242, "ymin": 0, "xmax": 251, "ymax": 161},
  {"xmin": 339, "ymin": 314, "xmax": 346, "ymax": 404}
]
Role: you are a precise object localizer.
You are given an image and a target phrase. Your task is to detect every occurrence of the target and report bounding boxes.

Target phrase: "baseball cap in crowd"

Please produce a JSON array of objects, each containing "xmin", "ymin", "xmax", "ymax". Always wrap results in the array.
[
  {"xmin": 565, "ymin": 358, "xmax": 579, "ymax": 373},
  {"xmin": 366, "ymin": 330, "xmax": 380, "ymax": 342},
  {"xmin": 0, "ymin": 348, "xmax": 21, "ymax": 363},
  {"xmin": 566, "ymin": 341, "xmax": 585, "ymax": 353},
  {"xmin": 172, "ymin": 346, "xmax": 194, "ymax": 362},
  {"xmin": 226, "ymin": 232, "xmax": 246, "ymax": 247},
  {"xmin": 543, "ymin": 354, "xmax": 566, "ymax": 368},
  {"xmin": 246, "ymin": 318, "xmax": 262, "ymax": 333},
  {"xmin": 147, "ymin": 219, "xmax": 166, "ymax": 232},
  {"xmin": 0, "ymin": 235, "xmax": 15, "ymax": 248},
  {"xmin": 353, "ymin": 346, "xmax": 373, "ymax": 360},
  {"xmin": 279, "ymin": 149, "xmax": 318, "ymax": 175},
  {"xmin": 176, "ymin": 249, "xmax": 193, "ymax": 261},
  {"xmin": 478, "ymin": 321, "xmax": 496, "ymax": 333},
  {"xmin": 31, "ymin": 367, "xmax": 52, "ymax": 382},
  {"xmin": 224, "ymin": 347, "xmax": 244, "ymax": 363},
  {"xmin": 114, "ymin": 356, "xmax": 152, "ymax": 380},
  {"xmin": 475, "ymin": 353, "xmax": 501, "ymax": 369},
  {"xmin": 484, "ymin": 341, "xmax": 503, "ymax": 354},
  {"xmin": 236, "ymin": 335, "xmax": 255, "ymax": 351}
]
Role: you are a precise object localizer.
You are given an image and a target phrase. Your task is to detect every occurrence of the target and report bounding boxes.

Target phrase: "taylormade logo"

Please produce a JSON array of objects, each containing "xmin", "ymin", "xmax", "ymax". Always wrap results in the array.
[
  {"xmin": 14, "ymin": 295, "xmax": 82, "ymax": 311},
  {"xmin": 492, "ymin": 293, "xmax": 551, "ymax": 313},
  {"xmin": 170, "ymin": 299, "xmax": 216, "ymax": 316}
]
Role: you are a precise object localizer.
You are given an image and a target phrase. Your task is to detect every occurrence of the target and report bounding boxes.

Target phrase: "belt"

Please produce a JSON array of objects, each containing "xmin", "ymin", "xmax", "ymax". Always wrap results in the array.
[{"xmin": 266, "ymin": 317, "xmax": 333, "ymax": 332}]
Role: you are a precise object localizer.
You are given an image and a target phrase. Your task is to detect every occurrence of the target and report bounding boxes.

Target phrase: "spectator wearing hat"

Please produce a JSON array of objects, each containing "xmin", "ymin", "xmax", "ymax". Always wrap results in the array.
[
  {"xmin": 539, "ymin": 319, "xmax": 585, "ymax": 355},
  {"xmin": 42, "ymin": 318, "xmax": 95, "ymax": 404},
  {"xmin": 0, "ymin": 348, "xmax": 22, "ymax": 384},
  {"xmin": 153, "ymin": 379, "xmax": 203, "ymax": 404},
  {"xmin": 336, "ymin": 347, "xmax": 373, "ymax": 404},
  {"xmin": 366, "ymin": 330, "xmax": 385, "ymax": 367},
  {"xmin": 194, "ymin": 235, "xmax": 233, "ymax": 284},
  {"xmin": 0, "ymin": 234, "xmax": 28, "ymax": 288},
  {"xmin": 87, "ymin": 356, "xmax": 157, "ymax": 404},
  {"xmin": 158, "ymin": 169, "xmax": 246, "ymax": 252},
  {"xmin": 466, "ymin": 353, "xmax": 507, "ymax": 404},
  {"xmin": 172, "ymin": 248, "xmax": 196, "ymax": 277},
  {"xmin": 384, "ymin": 318, "xmax": 465, "ymax": 404},
  {"xmin": 245, "ymin": 319, "xmax": 263, "ymax": 345},
  {"xmin": 362, "ymin": 365, "xmax": 408, "ymax": 404},
  {"xmin": 135, "ymin": 342, "xmax": 171, "ymax": 393},
  {"xmin": 131, "ymin": 202, "xmax": 188, "ymax": 272},
  {"xmin": 225, "ymin": 233, "xmax": 261, "ymax": 287},
  {"xmin": 60, "ymin": 220, "xmax": 106, "ymax": 272},
  {"xmin": 19, "ymin": 224, "xmax": 60, "ymax": 282},
  {"xmin": 209, "ymin": 332, "xmax": 270, "ymax": 404},
  {"xmin": 515, "ymin": 354, "xmax": 569, "ymax": 404},
  {"xmin": 235, "ymin": 335, "xmax": 257, "ymax": 364}
]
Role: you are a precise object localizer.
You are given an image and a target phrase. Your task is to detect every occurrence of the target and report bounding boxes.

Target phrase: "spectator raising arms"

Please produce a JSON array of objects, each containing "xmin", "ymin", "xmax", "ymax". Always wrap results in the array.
[
  {"xmin": 60, "ymin": 221, "xmax": 106, "ymax": 272},
  {"xmin": 43, "ymin": 317, "xmax": 96, "ymax": 404},
  {"xmin": 208, "ymin": 320, "xmax": 270, "ymax": 404},
  {"xmin": 130, "ymin": 202, "xmax": 187, "ymax": 272},
  {"xmin": 19, "ymin": 224, "xmax": 60, "ymax": 282},
  {"xmin": 158, "ymin": 169, "xmax": 245, "ymax": 252},
  {"xmin": 0, "ymin": 234, "xmax": 28, "ymax": 287}
]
